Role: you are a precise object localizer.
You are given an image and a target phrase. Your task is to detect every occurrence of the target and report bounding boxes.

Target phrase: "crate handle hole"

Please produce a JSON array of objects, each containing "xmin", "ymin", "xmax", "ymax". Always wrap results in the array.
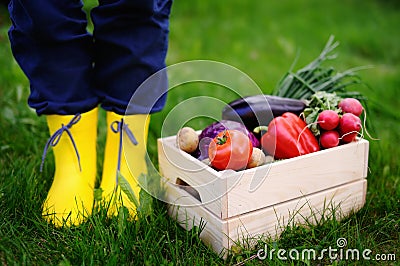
[{"xmin": 176, "ymin": 178, "xmax": 202, "ymax": 203}]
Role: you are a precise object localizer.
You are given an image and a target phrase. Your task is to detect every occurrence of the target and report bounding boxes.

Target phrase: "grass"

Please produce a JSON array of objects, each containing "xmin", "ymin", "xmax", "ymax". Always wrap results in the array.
[{"xmin": 1, "ymin": 0, "xmax": 399, "ymax": 265}]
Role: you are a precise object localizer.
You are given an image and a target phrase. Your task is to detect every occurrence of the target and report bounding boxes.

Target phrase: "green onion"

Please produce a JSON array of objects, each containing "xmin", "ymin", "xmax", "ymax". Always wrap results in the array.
[{"xmin": 273, "ymin": 35, "xmax": 372, "ymax": 100}]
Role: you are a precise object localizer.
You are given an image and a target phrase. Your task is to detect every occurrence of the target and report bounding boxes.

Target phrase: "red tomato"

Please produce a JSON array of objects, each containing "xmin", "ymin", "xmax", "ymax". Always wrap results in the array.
[{"xmin": 208, "ymin": 130, "xmax": 253, "ymax": 170}]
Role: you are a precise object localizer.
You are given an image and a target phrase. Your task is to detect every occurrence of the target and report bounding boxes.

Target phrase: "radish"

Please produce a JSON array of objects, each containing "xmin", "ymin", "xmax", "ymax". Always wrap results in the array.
[
  {"xmin": 338, "ymin": 98, "xmax": 363, "ymax": 117},
  {"xmin": 320, "ymin": 130, "xmax": 340, "ymax": 149},
  {"xmin": 317, "ymin": 110, "xmax": 340, "ymax": 130},
  {"xmin": 339, "ymin": 113, "xmax": 362, "ymax": 143}
]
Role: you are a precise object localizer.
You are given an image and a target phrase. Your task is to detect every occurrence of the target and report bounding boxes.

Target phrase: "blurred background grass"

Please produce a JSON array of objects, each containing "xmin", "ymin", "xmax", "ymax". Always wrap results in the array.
[{"xmin": 0, "ymin": 0, "xmax": 399, "ymax": 265}]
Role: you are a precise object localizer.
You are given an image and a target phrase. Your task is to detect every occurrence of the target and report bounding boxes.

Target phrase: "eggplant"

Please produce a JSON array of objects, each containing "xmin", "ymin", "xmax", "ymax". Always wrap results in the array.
[{"xmin": 222, "ymin": 95, "xmax": 307, "ymax": 131}]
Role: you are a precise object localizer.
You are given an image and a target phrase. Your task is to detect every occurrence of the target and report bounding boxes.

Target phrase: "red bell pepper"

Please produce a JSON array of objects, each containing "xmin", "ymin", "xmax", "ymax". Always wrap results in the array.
[{"xmin": 261, "ymin": 112, "xmax": 320, "ymax": 159}]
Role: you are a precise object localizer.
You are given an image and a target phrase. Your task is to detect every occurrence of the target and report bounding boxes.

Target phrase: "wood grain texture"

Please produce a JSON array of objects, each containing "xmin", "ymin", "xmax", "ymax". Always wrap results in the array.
[
  {"xmin": 158, "ymin": 136, "xmax": 369, "ymax": 219},
  {"xmin": 166, "ymin": 179, "xmax": 367, "ymax": 258}
]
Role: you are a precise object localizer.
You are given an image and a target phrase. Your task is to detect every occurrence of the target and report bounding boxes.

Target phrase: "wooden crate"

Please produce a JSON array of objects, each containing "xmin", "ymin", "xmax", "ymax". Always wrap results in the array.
[
  {"xmin": 157, "ymin": 136, "xmax": 369, "ymax": 256},
  {"xmin": 166, "ymin": 179, "xmax": 366, "ymax": 257}
]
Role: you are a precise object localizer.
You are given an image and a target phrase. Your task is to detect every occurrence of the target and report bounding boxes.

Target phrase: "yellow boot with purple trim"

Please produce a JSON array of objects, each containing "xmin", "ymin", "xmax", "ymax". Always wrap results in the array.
[
  {"xmin": 41, "ymin": 108, "xmax": 98, "ymax": 227},
  {"xmin": 100, "ymin": 111, "xmax": 150, "ymax": 218}
]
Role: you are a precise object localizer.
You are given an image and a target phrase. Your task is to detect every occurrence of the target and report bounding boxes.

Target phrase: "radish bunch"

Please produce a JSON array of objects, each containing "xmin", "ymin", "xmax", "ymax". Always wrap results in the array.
[{"xmin": 317, "ymin": 98, "xmax": 364, "ymax": 149}]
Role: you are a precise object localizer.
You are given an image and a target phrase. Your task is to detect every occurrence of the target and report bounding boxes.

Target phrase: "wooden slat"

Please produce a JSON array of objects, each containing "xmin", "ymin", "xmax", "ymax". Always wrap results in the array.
[
  {"xmin": 225, "ymin": 139, "xmax": 369, "ymax": 218},
  {"xmin": 166, "ymin": 179, "xmax": 367, "ymax": 258},
  {"xmin": 159, "ymin": 135, "xmax": 369, "ymax": 219},
  {"xmin": 226, "ymin": 179, "xmax": 367, "ymax": 247}
]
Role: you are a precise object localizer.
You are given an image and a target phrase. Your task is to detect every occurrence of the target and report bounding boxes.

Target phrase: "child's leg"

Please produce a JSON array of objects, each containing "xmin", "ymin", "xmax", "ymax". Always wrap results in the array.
[
  {"xmin": 8, "ymin": 0, "xmax": 98, "ymax": 115},
  {"xmin": 8, "ymin": 1, "xmax": 100, "ymax": 226},
  {"xmin": 91, "ymin": 0, "xmax": 172, "ymax": 115},
  {"xmin": 91, "ymin": 0, "xmax": 172, "ymax": 217}
]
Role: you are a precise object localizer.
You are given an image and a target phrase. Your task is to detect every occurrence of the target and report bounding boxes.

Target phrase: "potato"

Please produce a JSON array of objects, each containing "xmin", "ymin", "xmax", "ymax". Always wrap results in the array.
[
  {"xmin": 246, "ymin": 147, "xmax": 266, "ymax": 169},
  {"xmin": 176, "ymin": 127, "xmax": 199, "ymax": 153},
  {"xmin": 264, "ymin": 155, "xmax": 274, "ymax": 164}
]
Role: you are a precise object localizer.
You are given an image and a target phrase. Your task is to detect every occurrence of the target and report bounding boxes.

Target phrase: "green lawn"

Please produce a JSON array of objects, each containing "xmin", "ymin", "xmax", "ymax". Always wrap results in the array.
[{"xmin": 1, "ymin": 0, "xmax": 399, "ymax": 265}]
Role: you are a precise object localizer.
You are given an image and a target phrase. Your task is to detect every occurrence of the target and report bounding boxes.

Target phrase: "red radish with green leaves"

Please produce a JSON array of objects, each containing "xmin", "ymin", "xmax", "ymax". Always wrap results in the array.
[
  {"xmin": 320, "ymin": 130, "xmax": 340, "ymax": 148},
  {"xmin": 317, "ymin": 110, "xmax": 340, "ymax": 130},
  {"xmin": 339, "ymin": 113, "xmax": 362, "ymax": 143},
  {"xmin": 338, "ymin": 98, "xmax": 363, "ymax": 117}
]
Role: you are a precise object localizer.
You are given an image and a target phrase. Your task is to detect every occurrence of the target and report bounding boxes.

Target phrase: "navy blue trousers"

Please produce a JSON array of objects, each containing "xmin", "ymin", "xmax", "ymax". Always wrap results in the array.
[{"xmin": 8, "ymin": 0, "xmax": 172, "ymax": 115}]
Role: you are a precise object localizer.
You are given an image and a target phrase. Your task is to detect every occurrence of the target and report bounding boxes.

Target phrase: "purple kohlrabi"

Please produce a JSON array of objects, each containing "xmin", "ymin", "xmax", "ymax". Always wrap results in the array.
[{"xmin": 195, "ymin": 120, "xmax": 260, "ymax": 160}]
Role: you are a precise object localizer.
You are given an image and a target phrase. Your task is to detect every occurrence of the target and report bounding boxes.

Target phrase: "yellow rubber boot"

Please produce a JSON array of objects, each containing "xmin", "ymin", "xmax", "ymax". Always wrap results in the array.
[
  {"xmin": 42, "ymin": 108, "xmax": 98, "ymax": 227},
  {"xmin": 100, "ymin": 111, "xmax": 150, "ymax": 218}
]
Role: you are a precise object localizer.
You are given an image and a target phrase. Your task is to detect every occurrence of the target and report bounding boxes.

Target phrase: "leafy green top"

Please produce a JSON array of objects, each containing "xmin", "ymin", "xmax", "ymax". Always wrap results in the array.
[{"xmin": 273, "ymin": 35, "xmax": 370, "ymax": 100}]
